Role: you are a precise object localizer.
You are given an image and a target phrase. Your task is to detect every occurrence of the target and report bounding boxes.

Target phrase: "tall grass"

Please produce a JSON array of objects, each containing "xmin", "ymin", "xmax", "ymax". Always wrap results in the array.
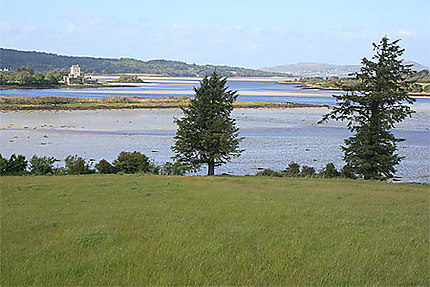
[{"xmin": 1, "ymin": 175, "xmax": 428, "ymax": 285}]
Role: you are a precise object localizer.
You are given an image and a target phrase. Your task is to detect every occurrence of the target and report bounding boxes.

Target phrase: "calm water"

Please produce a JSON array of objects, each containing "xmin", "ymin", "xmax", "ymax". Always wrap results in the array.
[{"xmin": 1, "ymin": 78, "xmax": 429, "ymax": 182}]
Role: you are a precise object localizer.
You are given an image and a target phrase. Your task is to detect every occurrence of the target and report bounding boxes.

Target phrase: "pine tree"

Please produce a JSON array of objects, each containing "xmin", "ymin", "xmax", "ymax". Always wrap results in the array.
[
  {"xmin": 320, "ymin": 37, "xmax": 415, "ymax": 180},
  {"xmin": 172, "ymin": 71, "xmax": 243, "ymax": 176}
]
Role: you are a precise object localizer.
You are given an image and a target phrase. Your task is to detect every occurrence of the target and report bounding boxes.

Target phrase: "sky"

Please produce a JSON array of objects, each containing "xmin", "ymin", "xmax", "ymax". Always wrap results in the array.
[{"xmin": 1, "ymin": 0, "xmax": 429, "ymax": 68}]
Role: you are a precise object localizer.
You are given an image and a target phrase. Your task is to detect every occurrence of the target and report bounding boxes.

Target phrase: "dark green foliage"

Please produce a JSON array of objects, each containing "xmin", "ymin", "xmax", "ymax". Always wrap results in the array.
[
  {"xmin": 112, "ymin": 151, "xmax": 151, "ymax": 174},
  {"xmin": 1, "ymin": 48, "xmax": 284, "ymax": 77},
  {"xmin": 29, "ymin": 155, "xmax": 57, "ymax": 175},
  {"xmin": 340, "ymin": 165, "xmax": 357, "ymax": 179},
  {"xmin": 318, "ymin": 163, "xmax": 340, "ymax": 178},
  {"xmin": 0, "ymin": 155, "xmax": 7, "ymax": 174},
  {"xmin": 256, "ymin": 168, "xmax": 284, "ymax": 177},
  {"xmin": 284, "ymin": 162, "xmax": 301, "ymax": 177},
  {"xmin": 65, "ymin": 155, "xmax": 94, "ymax": 175},
  {"xmin": 300, "ymin": 165, "xmax": 316, "ymax": 178},
  {"xmin": 320, "ymin": 37, "xmax": 415, "ymax": 180},
  {"xmin": 95, "ymin": 159, "xmax": 118, "ymax": 174},
  {"xmin": 0, "ymin": 154, "xmax": 28, "ymax": 175},
  {"xmin": 172, "ymin": 71, "xmax": 243, "ymax": 176},
  {"xmin": 113, "ymin": 74, "xmax": 144, "ymax": 83},
  {"xmin": 159, "ymin": 161, "xmax": 188, "ymax": 176}
]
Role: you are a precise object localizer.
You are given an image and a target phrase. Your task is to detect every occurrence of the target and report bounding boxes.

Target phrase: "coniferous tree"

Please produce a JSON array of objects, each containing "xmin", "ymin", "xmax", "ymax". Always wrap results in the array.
[
  {"xmin": 320, "ymin": 37, "xmax": 415, "ymax": 180},
  {"xmin": 172, "ymin": 71, "xmax": 243, "ymax": 175}
]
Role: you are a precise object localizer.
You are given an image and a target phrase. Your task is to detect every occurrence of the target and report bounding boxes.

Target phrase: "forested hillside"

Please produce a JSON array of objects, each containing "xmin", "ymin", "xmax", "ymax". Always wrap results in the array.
[{"xmin": 0, "ymin": 48, "xmax": 284, "ymax": 77}]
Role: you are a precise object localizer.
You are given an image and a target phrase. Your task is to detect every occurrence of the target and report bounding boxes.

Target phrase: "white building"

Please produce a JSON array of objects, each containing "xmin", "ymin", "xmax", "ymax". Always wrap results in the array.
[
  {"xmin": 64, "ymin": 64, "xmax": 97, "ymax": 85},
  {"xmin": 69, "ymin": 64, "xmax": 81, "ymax": 77}
]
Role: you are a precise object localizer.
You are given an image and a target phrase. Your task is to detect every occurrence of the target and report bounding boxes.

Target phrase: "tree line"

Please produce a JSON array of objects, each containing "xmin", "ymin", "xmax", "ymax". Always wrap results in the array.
[
  {"xmin": 0, "ymin": 48, "xmax": 285, "ymax": 77},
  {"xmin": 0, "ymin": 152, "xmax": 187, "ymax": 176},
  {"xmin": 1, "ymin": 37, "xmax": 417, "ymax": 181},
  {"xmin": 0, "ymin": 66, "xmax": 67, "ymax": 86}
]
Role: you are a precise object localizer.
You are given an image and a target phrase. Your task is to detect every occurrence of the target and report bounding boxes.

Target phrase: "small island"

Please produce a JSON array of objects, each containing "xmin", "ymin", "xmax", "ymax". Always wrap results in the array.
[{"xmin": 109, "ymin": 74, "xmax": 146, "ymax": 83}]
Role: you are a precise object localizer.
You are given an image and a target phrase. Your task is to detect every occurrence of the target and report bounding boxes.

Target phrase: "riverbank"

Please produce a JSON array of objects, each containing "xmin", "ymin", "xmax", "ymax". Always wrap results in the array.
[{"xmin": 0, "ymin": 96, "xmax": 321, "ymax": 111}]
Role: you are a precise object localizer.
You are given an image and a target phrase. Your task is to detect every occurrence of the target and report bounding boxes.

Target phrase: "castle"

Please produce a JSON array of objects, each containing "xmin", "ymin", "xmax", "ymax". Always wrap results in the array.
[{"xmin": 63, "ymin": 64, "xmax": 98, "ymax": 85}]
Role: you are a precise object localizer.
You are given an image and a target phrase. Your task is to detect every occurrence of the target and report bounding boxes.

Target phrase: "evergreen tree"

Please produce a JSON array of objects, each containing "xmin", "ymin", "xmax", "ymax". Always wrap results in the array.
[
  {"xmin": 320, "ymin": 37, "xmax": 415, "ymax": 180},
  {"xmin": 172, "ymin": 71, "xmax": 243, "ymax": 175}
]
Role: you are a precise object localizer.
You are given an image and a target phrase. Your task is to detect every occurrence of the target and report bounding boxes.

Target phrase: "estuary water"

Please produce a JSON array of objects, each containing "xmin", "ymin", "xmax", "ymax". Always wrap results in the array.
[
  {"xmin": 1, "ymin": 77, "xmax": 346, "ymax": 106},
  {"xmin": 1, "ymin": 78, "xmax": 429, "ymax": 182}
]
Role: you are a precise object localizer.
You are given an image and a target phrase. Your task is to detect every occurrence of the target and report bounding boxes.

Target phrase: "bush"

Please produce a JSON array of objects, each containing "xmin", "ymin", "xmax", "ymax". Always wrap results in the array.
[
  {"xmin": 95, "ymin": 159, "xmax": 118, "ymax": 174},
  {"xmin": 0, "ymin": 154, "xmax": 28, "ymax": 175},
  {"xmin": 256, "ymin": 168, "xmax": 284, "ymax": 177},
  {"xmin": 284, "ymin": 162, "xmax": 300, "ymax": 177},
  {"xmin": 30, "ymin": 155, "xmax": 58, "ymax": 174},
  {"xmin": 160, "ymin": 161, "xmax": 189, "ymax": 175},
  {"xmin": 65, "ymin": 155, "xmax": 94, "ymax": 175},
  {"xmin": 341, "ymin": 164, "xmax": 357, "ymax": 179},
  {"xmin": 113, "ymin": 151, "xmax": 150, "ymax": 174},
  {"xmin": 301, "ymin": 165, "xmax": 316, "ymax": 177},
  {"xmin": 318, "ymin": 163, "xmax": 340, "ymax": 178},
  {"xmin": 29, "ymin": 155, "xmax": 57, "ymax": 175}
]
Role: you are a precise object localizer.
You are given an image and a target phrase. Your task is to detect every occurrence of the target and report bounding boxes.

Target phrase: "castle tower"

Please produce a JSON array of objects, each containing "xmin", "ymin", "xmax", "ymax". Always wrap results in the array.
[{"xmin": 69, "ymin": 64, "xmax": 81, "ymax": 77}]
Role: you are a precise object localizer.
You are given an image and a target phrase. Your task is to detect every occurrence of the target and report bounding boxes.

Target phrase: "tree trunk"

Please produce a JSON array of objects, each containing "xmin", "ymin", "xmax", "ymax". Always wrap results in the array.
[{"xmin": 207, "ymin": 161, "xmax": 215, "ymax": 176}]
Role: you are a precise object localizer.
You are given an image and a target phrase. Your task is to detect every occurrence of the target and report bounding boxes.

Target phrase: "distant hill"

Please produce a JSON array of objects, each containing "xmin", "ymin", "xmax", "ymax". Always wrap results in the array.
[
  {"xmin": 261, "ymin": 61, "xmax": 429, "ymax": 77},
  {"xmin": 0, "ymin": 48, "xmax": 285, "ymax": 77},
  {"xmin": 260, "ymin": 62, "xmax": 360, "ymax": 77},
  {"xmin": 404, "ymin": 61, "xmax": 430, "ymax": 73}
]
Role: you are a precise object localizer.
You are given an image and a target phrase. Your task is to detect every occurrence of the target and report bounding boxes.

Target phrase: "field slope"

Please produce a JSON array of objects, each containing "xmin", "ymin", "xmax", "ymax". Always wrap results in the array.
[{"xmin": 1, "ymin": 175, "xmax": 429, "ymax": 285}]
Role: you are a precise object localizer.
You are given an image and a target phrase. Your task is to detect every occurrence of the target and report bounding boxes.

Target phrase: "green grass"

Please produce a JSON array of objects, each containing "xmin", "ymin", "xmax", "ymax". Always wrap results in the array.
[{"xmin": 1, "ymin": 175, "xmax": 429, "ymax": 285}]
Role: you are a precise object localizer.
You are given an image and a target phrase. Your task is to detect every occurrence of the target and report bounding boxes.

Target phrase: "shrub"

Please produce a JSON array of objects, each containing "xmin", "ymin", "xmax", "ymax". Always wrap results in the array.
[
  {"xmin": 95, "ymin": 159, "xmax": 118, "ymax": 174},
  {"xmin": 256, "ymin": 168, "xmax": 284, "ymax": 177},
  {"xmin": 301, "ymin": 165, "xmax": 316, "ymax": 177},
  {"xmin": 340, "ymin": 164, "xmax": 357, "ymax": 179},
  {"xmin": 0, "ymin": 154, "xmax": 28, "ymax": 175},
  {"xmin": 29, "ymin": 155, "xmax": 57, "ymax": 175},
  {"xmin": 0, "ymin": 155, "xmax": 7, "ymax": 174},
  {"xmin": 113, "ymin": 151, "xmax": 150, "ymax": 174},
  {"xmin": 160, "ymin": 161, "xmax": 189, "ymax": 175},
  {"xmin": 284, "ymin": 162, "xmax": 301, "ymax": 177},
  {"xmin": 65, "ymin": 155, "xmax": 94, "ymax": 175},
  {"xmin": 318, "ymin": 163, "xmax": 340, "ymax": 178}
]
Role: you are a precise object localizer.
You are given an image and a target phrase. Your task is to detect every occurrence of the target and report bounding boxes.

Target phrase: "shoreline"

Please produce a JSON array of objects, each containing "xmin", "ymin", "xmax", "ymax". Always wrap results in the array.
[{"xmin": 0, "ymin": 96, "xmax": 323, "ymax": 111}]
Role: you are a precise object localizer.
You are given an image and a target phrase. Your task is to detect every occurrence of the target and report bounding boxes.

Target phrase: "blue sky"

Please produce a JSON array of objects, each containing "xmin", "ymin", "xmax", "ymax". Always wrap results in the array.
[{"xmin": 1, "ymin": 0, "xmax": 429, "ymax": 68}]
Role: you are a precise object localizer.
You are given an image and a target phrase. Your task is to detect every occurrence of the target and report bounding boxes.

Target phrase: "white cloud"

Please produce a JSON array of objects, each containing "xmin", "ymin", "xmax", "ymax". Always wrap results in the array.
[{"xmin": 397, "ymin": 29, "xmax": 416, "ymax": 37}]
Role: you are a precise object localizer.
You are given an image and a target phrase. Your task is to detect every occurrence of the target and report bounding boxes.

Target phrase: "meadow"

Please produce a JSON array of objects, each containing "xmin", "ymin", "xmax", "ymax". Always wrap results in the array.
[{"xmin": 1, "ymin": 175, "xmax": 429, "ymax": 285}]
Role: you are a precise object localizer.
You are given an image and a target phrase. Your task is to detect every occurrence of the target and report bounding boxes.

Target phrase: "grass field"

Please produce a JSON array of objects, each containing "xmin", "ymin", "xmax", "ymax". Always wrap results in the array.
[{"xmin": 1, "ymin": 175, "xmax": 429, "ymax": 285}]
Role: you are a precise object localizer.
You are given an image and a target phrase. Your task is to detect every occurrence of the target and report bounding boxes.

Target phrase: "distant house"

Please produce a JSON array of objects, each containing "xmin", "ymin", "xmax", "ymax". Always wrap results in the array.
[{"xmin": 63, "ymin": 64, "xmax": 98, "ymax": 85}]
